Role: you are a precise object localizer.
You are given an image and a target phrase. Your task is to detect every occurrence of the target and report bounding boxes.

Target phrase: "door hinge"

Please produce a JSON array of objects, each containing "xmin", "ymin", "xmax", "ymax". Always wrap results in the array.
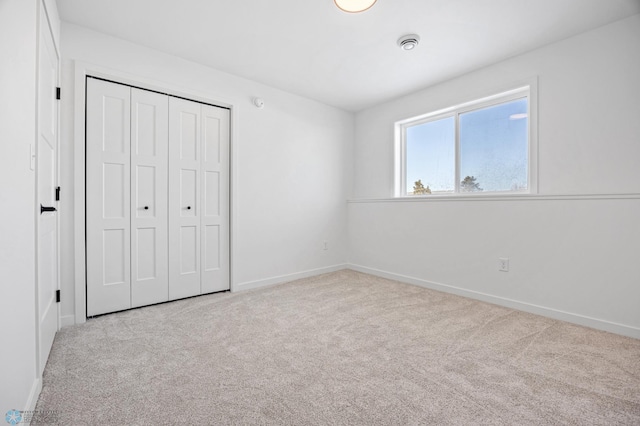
[
  {"xmin": 55, "ymin": 186, "xmax": 61, "ymax": 201},
  {"xmin": 56, "ymin": 290, "xmax": 60, "ymax": 303},
  {"xmin": 56, "ymin": 87, "xmax": 61, "ymax": 100}
]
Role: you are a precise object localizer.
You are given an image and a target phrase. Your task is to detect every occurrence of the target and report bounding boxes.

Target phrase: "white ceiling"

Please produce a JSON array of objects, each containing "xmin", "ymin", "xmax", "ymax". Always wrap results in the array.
[{"xmin": 56, "ymin": 0, "xmax": 640, "ymax": 111}]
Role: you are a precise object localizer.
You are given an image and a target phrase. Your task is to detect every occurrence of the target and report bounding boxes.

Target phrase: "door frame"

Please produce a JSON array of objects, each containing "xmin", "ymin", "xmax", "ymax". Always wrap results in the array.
[{"xmin": 73, "ymin": 62, "xmax": 238, "ymax": 324}]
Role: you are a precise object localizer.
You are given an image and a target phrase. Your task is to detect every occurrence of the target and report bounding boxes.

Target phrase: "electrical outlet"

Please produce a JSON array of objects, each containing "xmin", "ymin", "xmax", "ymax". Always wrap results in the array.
[
  {"xmin": 499, "ymin": 258, "xmax": 509, "ymax": 272},
  {"xmin": 323, "ymin": 241, "xmax": 328, "ymax": 251}
]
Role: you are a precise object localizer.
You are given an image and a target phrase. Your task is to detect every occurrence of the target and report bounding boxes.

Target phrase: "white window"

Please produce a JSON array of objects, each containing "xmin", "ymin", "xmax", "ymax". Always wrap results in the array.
[{"xmin": 396, "ymin": 85, "xmax": 536, "ymax": 196}]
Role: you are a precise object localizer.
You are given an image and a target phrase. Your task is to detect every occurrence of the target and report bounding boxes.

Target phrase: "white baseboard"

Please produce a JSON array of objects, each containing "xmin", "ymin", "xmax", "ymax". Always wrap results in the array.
[
  {"xmin": 235, "ymin": 264, "xmax": 348, "ymax": 292},
  {"xmin": 348, "ymin": 264, "xmax": 640, "ymax": 339},
  {"xmin": 23, "ymin": 377, "xmax": 42, "ymax": 423},
  {"xmin": 60, "ymin": 315, "xmax": 76, "ymax": 328}
]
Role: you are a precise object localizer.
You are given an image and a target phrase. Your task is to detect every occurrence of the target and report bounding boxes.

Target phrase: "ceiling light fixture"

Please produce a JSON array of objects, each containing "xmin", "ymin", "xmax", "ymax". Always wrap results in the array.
[
  {"xmin": 334, "ymin": 0, "xmax": 377, "ymax": 13},
  {"xmin": 397, "ymin": 34, "xmax": 420, "ymax": 51}
]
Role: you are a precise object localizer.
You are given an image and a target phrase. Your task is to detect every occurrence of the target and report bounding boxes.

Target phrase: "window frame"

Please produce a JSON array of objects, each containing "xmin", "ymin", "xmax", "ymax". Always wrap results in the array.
[{"xmin": 395, "ymin": 83, "xmax": 537, "ymax": 198}]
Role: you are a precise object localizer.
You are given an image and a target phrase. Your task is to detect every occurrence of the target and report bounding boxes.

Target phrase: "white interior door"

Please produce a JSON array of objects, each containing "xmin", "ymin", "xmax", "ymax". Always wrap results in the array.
[
  {"xmin": 201, "ymin": 105, "xmax": 230, "ymax": 293},
  {"xmin": 131, "ymin": 88, "xmax": 169, "ymax": 307},
  {"xmin": 168, "ymin": 98, "xmax": 202, "ymax": 299},
  {"xmin": 36, "ymin": 4, "xmax": 59, "ymax": 375},
  {"xmin": 86, "ymin": 79, "xmax": 132, "ymax": 316}
]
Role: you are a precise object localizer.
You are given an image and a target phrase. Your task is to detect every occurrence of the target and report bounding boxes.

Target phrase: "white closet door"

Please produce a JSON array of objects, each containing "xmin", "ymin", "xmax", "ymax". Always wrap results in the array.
[
  {"xmin": 201, "ymin": 105, "xmax": 230, "ymax": 293},
  {"xmin": 131, "ymin": 88, "xmax": 169, "ymax": 307},
  {"xmin": 86, "ymin": 79, "xmax": 132, "ymax": 316},
  {"xmin": 168, "ymin": 97, "xmax": 202, "ymax": 299}
]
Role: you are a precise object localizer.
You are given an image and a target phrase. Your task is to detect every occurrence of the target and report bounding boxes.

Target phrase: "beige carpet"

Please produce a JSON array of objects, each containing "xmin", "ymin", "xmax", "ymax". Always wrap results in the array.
[{"xmin": 35, "ymin": 270, "xmax": 640, "ymax": 425}]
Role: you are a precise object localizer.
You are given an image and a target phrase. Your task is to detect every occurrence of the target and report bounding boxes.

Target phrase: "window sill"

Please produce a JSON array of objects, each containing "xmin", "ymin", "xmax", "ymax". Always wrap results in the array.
[{"xmin": 348, "ymin": 193, "xmax": 640, "ymax": 203}]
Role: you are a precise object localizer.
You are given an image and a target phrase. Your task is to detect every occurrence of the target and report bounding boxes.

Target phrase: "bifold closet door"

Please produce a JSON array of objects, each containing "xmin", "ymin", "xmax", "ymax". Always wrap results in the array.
[
  {"xmin": 86, "ymin": 79, "xmax": 132, "ymax": 316},
  {"xmin": 87, "ymin": 80, "xmax": 170, "ymax": 316},
  {"xmin": 168, "ymin": 98, "xmax": 230, "ymax": 299},
  {"xmin": 87, "ymin": 78, "xmax": 230, "ymax": 315},
  {"xmin": 130, "ymin": 88, "xmax": 169, "ymax": 308}
]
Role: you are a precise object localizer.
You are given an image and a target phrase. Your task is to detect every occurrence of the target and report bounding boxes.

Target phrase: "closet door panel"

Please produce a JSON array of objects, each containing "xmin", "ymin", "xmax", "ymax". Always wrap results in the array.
[
  {"xmin": 135, "ymin": 227, "xmax": 157, "ymax": 280},
  {"xmin": 180, "ymin": 169, "xmax": 197, "ymax": 216},
  {"xmin": 204, "ymin": 225, "xmax": 220, "ymax": 271},
  {"xmin": 180, "ymin": 225, "xmax": 198, "ymax": 273},
  {"xmin": 169, "ymin": 98, "xmax": 201, "ymax": 299},
  {"xmin": 131, "ymin": 88, "xmax": 169, "ymax": 307},
  {"xmin": 201, "ymin": 105, "xmax": 230, "ymax": 293},
  {"xmin": 86, "ymin": 79, "xmax": 132, "ymax": 316},
  {"xmin": 204, "ymin": 172, "xmax": 220, "ymax": 216},
  {"xmin": 179, "ymin": 112, "xmax": 198, "ymax": 161},
  {"xmin": 103, "ymin": 163, "xmax": 126, "ymax": 218}
]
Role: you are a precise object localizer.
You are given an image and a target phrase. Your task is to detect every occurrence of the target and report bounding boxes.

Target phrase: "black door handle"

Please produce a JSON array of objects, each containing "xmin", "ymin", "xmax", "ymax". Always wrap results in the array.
[
  {"xmin": 186, "ymin": 206, "xmax": 191, "ymax": 210},
  {"xmin": 144, "ymin": 206, "xmax": 149, "ymax": 210},
  {"xmin": 40, "ymin": 204, "xmax": 57, "ymax": 214}
]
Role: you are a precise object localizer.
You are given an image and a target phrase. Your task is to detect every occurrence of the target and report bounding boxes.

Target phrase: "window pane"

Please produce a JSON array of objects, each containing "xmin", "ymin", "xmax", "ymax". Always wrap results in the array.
[
  {"xmin": 459, "ymin": 98, "xmax": 528, "ymax": 192},
  {"xmin": 406, "ymin": 116, "xmax": 455, "ymax": 194}
]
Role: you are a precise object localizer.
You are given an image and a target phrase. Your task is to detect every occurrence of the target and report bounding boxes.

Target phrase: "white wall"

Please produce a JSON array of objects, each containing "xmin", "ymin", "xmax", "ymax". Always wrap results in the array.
[
  {"xmin": 58, "ymin": 24, "xmax": 353, "ymax": 323},
  {"xmin": 0, "ymin": 0, "xmax": 40, "ymax": 414},
  {"xmin": 349, "ymin": 15, "xmax": 640, "ymax": 337}
]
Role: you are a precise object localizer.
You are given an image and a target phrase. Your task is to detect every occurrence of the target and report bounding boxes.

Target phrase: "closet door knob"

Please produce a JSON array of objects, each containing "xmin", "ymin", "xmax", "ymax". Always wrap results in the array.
[
  {"xmin": 144, "ymin": 206, "xmax": 149, "ymax": 210},
  {"xmin": 186, "ymin": 206, "xmax": 191, "ymax": 210}
]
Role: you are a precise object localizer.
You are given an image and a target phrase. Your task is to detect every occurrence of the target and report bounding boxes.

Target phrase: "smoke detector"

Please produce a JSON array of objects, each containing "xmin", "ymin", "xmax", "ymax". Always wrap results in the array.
[
  {"xmin": 397, "ymin": 34, "xmax": 420, "ymax": 51},
  {"xmin": 252, "ymin": 97, "xmax": 265, "ymax": 109}
]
